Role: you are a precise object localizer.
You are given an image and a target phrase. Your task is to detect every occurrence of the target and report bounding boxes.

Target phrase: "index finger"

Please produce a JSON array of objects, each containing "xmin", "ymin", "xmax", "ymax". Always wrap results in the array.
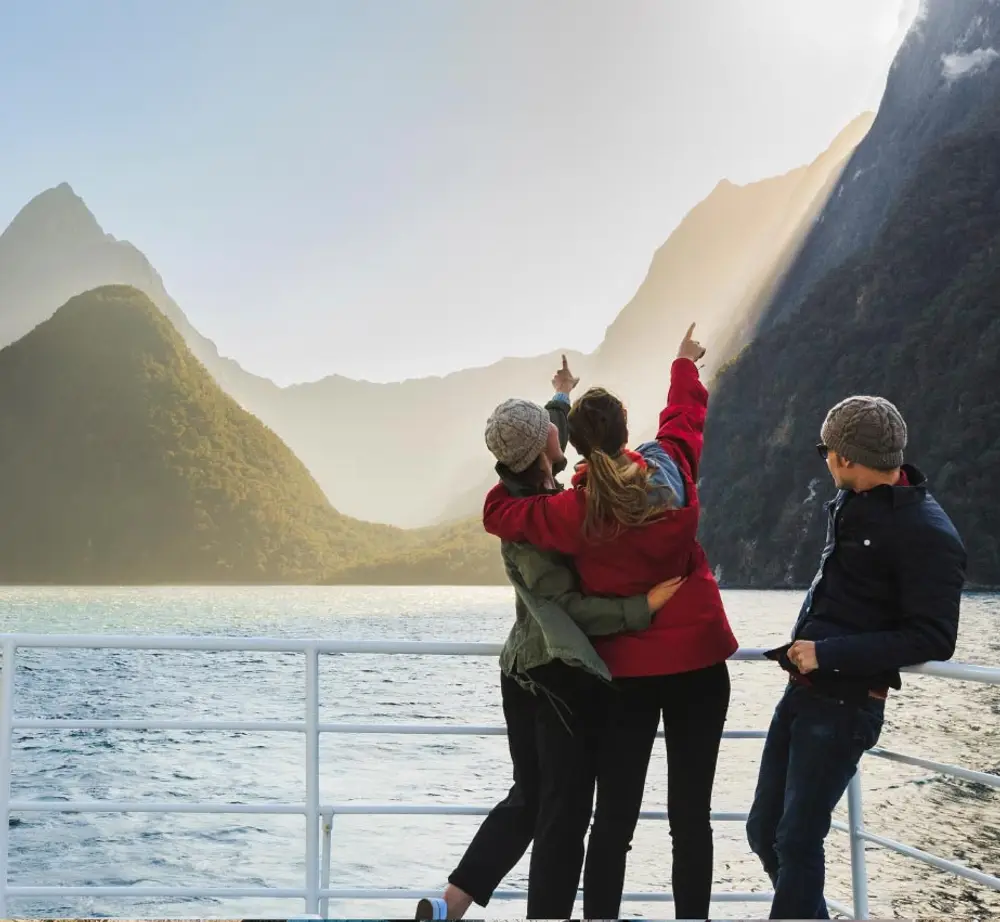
[{"xmin": 684, "ymin": 322, "xmax": 696, "ymax": 340}]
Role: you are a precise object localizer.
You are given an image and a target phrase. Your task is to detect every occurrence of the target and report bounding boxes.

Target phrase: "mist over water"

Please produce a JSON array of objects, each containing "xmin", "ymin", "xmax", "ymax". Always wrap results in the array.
[{"xmin": 1, "ymin": 586, "xmax": 998, "ymax": 919}]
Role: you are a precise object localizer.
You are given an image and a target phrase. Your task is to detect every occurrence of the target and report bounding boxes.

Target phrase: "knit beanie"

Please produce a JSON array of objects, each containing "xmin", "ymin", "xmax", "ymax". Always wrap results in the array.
[
  {"xmin": 820, "ymin": 396, "xmax": 907, "ymax": 471},
  {"xmin": 485, "ymin": 398, "xmax": 552, "ymax": 473}
]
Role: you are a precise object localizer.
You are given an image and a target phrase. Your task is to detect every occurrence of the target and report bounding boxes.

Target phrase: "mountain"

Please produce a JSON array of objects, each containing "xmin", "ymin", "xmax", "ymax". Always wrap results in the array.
[
  {"xmin": 759, "ymin": 0, "xmax": 1000, "ymax": 331},
  {"xmin": 698, "ymin": 2, "xmax": 1000, "ymax": 588},
  {"xmin": 0, "ymin": 285, "xmax": 410, "ymax": 584},
  {"xmin": 583, "ymin": 113, "xmax": 874, "ymax": 446},
  {"xmin": 275, "ymin": 348, "xmax": 590, "ymax": 528},
  {"xmin": 0, "ymin": 116, "xmax": 871, "ymax": 529},
  {"xmin": 0, "ymin": 191, "xmax": 585, "ymax": 526},
  {"xmin": 429, "ymin": 115, "xmax": 875, "ymax": 523},
  {"xmin": 0, "ymin": 184, "xmax": 281, "ymax": 415}
]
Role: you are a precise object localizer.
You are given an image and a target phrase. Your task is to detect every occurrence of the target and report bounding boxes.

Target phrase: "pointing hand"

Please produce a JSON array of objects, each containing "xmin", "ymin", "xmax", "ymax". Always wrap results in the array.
[
  {"xmin": 677, "ymin": 323, "xmax": 707, "ymax": 363},
  {"xmin": 552, "ymin": 354, "xmax": 580, "ymax": 395}
]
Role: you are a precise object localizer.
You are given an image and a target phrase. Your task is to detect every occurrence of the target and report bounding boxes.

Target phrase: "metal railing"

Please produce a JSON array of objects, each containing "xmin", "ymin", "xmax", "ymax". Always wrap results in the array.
[{"xmin": 1, "ymin": 634, "xmax": 999, "ymax": 919}]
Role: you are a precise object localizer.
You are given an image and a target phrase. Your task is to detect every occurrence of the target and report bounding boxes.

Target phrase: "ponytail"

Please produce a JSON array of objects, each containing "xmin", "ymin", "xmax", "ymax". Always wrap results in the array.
[
  {"xmin": 570, "ymin": 385, "xmax": 672, "ymax": 540},
  {"xmin": 582, "ymin": 448, "xmax": 667, "ymax": 541}
]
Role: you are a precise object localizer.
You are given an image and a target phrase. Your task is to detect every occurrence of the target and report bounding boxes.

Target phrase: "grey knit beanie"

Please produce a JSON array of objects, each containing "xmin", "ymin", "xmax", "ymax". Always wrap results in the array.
[
  {"xmin": 821, "ymin": 396, "xmax": 907, "ymax": 471},
  {"xmin": 485, "ymin": 398, "xmax": 552, "ymax": 473}
]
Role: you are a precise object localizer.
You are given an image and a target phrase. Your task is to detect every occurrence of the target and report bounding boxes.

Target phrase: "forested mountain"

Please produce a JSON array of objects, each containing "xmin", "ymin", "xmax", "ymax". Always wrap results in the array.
[
  {"xmin": 759, "ymin": 0, "xmax": 1000, "ymax": 331},
  {"xmin": 0, "ymin": 286, "xmax": 408, "ymax": 583},
  {"xmin": 699, "ymin": 6, "xmax": 1000, "ymax": 587}
]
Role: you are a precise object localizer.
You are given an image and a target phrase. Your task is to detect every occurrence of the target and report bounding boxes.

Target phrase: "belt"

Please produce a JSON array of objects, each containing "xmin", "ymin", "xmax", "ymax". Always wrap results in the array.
[{"xmin": 788, "ymin": 672, "xmax": 888, "ymax": 702}]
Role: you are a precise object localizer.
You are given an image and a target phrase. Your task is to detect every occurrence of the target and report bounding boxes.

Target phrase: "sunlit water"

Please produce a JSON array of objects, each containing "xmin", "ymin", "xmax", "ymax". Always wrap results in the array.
[{"xmin": 1, "ymin": 587, "xmax": 998, "ymax": 920}]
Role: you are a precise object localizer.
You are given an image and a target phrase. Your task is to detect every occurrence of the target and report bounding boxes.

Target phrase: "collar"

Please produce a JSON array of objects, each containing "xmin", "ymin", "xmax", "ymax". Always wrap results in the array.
[
  {"xmin": 495, "ymin": 459, "xmax": 566, "ymax": 498},
  {"xmin": 857, "ymin": 463, "xmax": 926, "ymax": 508}
]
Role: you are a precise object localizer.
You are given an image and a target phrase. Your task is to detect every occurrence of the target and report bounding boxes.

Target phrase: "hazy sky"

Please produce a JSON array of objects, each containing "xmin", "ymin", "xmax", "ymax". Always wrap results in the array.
[{"xmin": 1, "ymin": 0, "xmax": 918, "ymax": 384}]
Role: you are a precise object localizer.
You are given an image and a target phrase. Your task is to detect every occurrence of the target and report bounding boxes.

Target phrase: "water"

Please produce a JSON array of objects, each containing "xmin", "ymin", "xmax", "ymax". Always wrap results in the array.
[{"xmin": 1, "ymin": 587, "xmax": 998, "ymax": 920}]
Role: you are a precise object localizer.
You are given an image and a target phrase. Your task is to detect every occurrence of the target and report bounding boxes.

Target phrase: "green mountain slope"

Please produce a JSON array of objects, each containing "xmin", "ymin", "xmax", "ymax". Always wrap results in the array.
[
  {"xmin": 0, "ymin": 285, "xmax": 406, "ymax": 584},
  {"xmin": 698, "ymin": 107, "xmax": 1000, "ymax": 588},
  {"xmin": 324, "ymin": 518, "xmax": 505, "ymax": 585}
]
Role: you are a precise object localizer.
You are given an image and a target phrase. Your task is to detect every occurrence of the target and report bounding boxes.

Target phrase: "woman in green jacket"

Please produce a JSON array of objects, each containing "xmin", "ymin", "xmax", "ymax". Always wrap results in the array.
[{"xmin": 417, "ymin": 358, "xmax": 680, "ymax": 920}]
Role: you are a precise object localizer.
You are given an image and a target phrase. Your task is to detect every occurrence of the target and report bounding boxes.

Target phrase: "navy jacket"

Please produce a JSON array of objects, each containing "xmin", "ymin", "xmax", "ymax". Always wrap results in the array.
[{"xmin": 793, "ymin": 464, "xmax": 966, "ymax": 694}]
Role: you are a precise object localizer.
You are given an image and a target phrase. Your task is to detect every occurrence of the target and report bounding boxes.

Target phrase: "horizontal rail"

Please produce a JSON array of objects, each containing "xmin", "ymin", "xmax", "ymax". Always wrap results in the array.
[
  {"xmin": 826, "ymin": 898, "xmax": 854, "ymax": 917},
  {"xmin": 858, "ymin": 829, "xmax": 1000, "ymax": 891},
  {"xmin": 1, "ymin": 635, "xmax": 513, "ymax": 654},
  {"xmin": 3, "ymin": 883, "xmax": 778, "ymax": 903},
  {"xmin": 903, "ymin": 660, "xmax": 1000, "ymax": 684},
  {"xmin": 8, "ymin": 717, "xmax": 767, "ymax": 740},
  {"xmin": 7, "ymin": 800, "xmax": 749, "ymax": 822},
  {"xmin": 322, "ymin": 805, "xmax": 751, "ymax": 823},
  {"xmin": 317, "ymin": 888, "xmax": 776, "ymax": 903},
  {"xmin": 3, "ymin": 633, "xmax": 996, "ymax": 682},
  {"xmin": 869, "ymin": 747, "xmax": 1000, "ymax": 789}
]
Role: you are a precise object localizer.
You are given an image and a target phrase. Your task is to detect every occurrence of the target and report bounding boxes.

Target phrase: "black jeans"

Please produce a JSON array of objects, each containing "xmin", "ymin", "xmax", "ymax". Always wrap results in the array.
[
  {"xmin": 449, "ymin": 662, "xmax": 610, "ymax": 919},
  {"xmin": 584, "ymin": 662, "xmax": 732, "ymax": 921},
  {"xmin": 746, "ymin": 684, "xmax": 884, "ymax": 919}
]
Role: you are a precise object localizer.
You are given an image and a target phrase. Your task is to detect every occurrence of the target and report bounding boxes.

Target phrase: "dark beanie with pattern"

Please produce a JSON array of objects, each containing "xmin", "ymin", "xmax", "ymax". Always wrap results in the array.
[{"xmin": 820, "ymin": 396, "xmax": 907, "ymax": 471}]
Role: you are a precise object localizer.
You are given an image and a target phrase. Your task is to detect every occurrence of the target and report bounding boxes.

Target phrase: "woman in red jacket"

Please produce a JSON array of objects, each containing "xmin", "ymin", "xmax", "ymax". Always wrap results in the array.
[{"xmin": 482, "ymin": 324, "xmax": 738, "ymax": 920}]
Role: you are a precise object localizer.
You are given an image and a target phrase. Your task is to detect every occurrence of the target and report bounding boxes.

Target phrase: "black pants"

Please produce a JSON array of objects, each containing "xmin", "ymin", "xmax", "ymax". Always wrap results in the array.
[
  {"xmin": 584, "ymin": 662, "xmax": 731, "ymax": 920},
  {"xmin": 449, "ymin": 662, "xmax": 610, "ymax": 919}
]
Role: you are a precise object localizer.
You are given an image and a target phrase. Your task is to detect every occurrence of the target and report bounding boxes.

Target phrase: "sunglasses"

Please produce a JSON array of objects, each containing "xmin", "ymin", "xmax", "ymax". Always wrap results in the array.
[{"xmin": 816, "ymin": 443, "xmax": 830, "ymax": 460}]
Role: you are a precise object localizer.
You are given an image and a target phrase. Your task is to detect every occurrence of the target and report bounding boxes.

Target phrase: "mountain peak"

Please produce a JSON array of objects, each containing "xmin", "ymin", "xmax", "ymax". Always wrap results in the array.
[{"xmin": 2, "ymin": 182, "xmax": 105, "ymax": 247}]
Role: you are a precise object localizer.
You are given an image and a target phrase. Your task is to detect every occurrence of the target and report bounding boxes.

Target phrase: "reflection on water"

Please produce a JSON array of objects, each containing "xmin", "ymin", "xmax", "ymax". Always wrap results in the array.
[{"xmin": 1, "ymin": 586, "xmax": 998, "ymax": 919}]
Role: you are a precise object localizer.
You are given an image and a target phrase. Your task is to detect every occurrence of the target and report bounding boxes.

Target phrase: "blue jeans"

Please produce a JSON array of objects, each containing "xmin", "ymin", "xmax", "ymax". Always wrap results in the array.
[{"xmin": 746, "ymin": 684, "xmax": 884, "ymax": 919}]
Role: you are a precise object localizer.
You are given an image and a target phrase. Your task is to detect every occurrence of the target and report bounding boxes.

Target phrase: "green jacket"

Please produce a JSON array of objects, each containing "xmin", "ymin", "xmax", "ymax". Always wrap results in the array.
[{"xmin": 496, "ymin": 394, "xmax": 652, "ymax": 686}]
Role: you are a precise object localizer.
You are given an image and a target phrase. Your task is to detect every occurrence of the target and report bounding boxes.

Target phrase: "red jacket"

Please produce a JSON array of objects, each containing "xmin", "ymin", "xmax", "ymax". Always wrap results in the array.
[{"xmin": 483, "ymin": 358, "xmax": 738, "ymax": 678}]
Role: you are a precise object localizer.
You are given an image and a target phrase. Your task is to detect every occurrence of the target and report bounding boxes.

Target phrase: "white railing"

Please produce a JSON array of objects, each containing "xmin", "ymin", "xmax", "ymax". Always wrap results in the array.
[{"xmin": 1, "ymin": 635, "xmax": 999, "ymax": 919}]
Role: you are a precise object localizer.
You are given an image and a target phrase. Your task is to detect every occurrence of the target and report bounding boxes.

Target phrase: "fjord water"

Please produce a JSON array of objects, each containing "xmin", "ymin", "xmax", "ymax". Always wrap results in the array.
[{"xmin": 2, "ymin": 587, "xmax": 998, "ymax": 920}]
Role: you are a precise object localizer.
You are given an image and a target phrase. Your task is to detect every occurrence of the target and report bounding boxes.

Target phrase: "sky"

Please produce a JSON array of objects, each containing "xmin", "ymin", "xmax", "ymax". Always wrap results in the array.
[{"xmin": 0, "ymin": 0, "xmax": 919, "ymax": 384}]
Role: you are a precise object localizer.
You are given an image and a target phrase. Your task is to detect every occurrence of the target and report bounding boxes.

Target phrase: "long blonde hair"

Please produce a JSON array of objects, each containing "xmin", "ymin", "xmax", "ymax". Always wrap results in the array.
[{"xmin": 568, "ymin": 387, "xmax": 668, "ymax": 540}]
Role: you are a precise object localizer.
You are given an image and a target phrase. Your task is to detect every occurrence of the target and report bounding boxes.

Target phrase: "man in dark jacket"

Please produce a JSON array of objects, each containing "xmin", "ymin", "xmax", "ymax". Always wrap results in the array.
[{"xmin": 747, "ymin": 395, "xmax": 966, "ymax": 920}]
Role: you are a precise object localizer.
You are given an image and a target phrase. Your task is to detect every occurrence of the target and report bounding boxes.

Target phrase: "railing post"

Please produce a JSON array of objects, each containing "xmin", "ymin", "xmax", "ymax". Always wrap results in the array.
[
  {"xmin": 847, "ymin": 767, "xmax": 869, "ymax": 920},
  {"xmin": 305, "ymin": 647, "xmax": 321, "ymax": 915},
  {"xmin": 320, "ymin": 811, "xmax": 334, "ymax": 919},
  {"xmin": 0, "ymin": 641, "xmax": 16, "ymax": 917}
]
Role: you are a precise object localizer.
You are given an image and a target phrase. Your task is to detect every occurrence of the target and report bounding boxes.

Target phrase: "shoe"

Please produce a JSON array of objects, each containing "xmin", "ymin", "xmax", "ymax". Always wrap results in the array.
[{"xmin": 415, "ymin": 897, "xmax": 449, "ymax": 920}]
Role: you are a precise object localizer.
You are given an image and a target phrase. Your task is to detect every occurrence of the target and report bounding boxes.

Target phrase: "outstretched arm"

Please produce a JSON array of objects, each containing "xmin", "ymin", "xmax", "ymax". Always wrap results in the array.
[
  {"xmin": 655, "ymin": 324, "xmax": 709, "ymax": 479},
  {"xmin": 547, "ymin": 353, "xmax": 579, "ymax": 452}
]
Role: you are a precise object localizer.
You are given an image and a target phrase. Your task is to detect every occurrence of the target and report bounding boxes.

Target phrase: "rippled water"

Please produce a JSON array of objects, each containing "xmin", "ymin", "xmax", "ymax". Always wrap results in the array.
[{"xmin": 1, "ymin": 587, "xmax": 998, "ymax": 920}]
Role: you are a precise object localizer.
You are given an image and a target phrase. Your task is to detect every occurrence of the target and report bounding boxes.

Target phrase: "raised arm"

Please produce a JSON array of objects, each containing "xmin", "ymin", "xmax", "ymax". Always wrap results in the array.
[
  {"xmin": 547, "ymin": 354, "xmax": 578, "ymax": 452},
  {"xmin": 483, "ymin": 483, "xmax": 584, "ymax": 555},
  {"xmin": 655, "ymin": 324, "xmax": 709, "ymax": 478},
  {"xmin": 508, "ymin": 544, "xmax": 651, "ymax": 635}
]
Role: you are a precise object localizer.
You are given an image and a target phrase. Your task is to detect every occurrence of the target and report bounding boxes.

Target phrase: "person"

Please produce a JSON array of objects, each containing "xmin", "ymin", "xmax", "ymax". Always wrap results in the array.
[
  {"xmin": 417, "ymin": 356, "xmax": 683, "ymax": 921},
  {"xmin": 746, "ymin": 395, "xmax": 966, "ymax": 919},
  {"xmin": 482, "ymin": 325, "xmax": 739, "ymax": 920}
]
